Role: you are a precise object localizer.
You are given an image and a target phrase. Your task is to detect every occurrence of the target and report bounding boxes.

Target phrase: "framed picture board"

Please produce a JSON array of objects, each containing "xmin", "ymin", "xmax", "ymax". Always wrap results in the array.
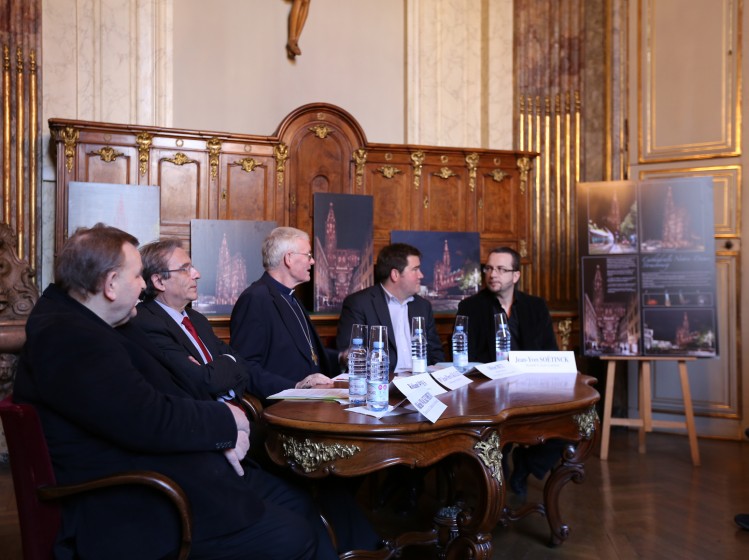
[
  {"xmin": 190, "ymin": 219, "xmax": 276, "ymax": 316},
  {"xmin": 68, "ymin": 181, "xmax": 160, "ymax": 246},
  {"xmin": 390, "ymin": 230, "xmax": 481, "ymax": 312}
]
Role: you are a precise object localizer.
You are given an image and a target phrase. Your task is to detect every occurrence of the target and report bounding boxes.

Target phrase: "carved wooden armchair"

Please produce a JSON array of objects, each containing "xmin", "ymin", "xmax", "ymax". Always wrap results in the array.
[{"xmin": 0, "ymin": 396, "xmax": 193, "ymax": 560}]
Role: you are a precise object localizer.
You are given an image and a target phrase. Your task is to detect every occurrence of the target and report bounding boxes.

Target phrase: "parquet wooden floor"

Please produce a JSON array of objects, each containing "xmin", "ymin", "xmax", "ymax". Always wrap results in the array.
[{"xmin": 1, "ymin": 430, "xmax": 748, "ymax": 559}]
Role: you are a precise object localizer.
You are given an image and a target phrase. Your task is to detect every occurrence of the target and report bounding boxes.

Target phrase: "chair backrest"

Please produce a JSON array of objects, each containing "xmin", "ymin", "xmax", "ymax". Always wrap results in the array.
[{"xmin": 0, "ymin": 395, "xmax": 61, "ymax": 560}]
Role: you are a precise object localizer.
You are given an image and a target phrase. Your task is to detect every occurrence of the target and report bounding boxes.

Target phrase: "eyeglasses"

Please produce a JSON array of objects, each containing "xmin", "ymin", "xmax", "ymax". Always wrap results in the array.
[
  {"xmin": 160, "ymin": 264, "xmax": 197, "ymax": 275},
  {"xmin": 483, "ymin": 265, "xmax": 517, "ymax": 275},
  {"xmin": 289, "ymin": 251, "xmax": 314, "ymax": 260}
]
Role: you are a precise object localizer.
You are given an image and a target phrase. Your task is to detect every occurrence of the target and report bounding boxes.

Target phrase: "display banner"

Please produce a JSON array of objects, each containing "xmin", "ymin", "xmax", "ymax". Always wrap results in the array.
[{"xmin": 577, "ymin": 178, "xmax": 718, "ymax": 358}]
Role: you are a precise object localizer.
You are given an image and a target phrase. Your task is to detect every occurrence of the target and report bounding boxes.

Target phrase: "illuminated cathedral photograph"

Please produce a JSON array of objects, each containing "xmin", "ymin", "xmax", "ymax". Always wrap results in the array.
[
  {"xmin": 638, "ymin": 177, "xmax": 711, "ymax": 252},
  {"xmin": 581, "ymin": 256, "xmax": 640, "ymax": 355},
  {"xmin": 390, "ymin": 230, "xmax": 481, "ymax": 312},
  {"xmin": 190, "ymin": 219, "xmax": 276, "ymax": 316},
  {"xmin": 582, "ymin": 180, "xmax": 638, "ymax": 255},
  {"xmin": 312, "ymin": 193, "xmax": 374, "ymax": 313},
  {"xmin": 641, "ymin": 308, "xmax": 717, "ymax": 357}
]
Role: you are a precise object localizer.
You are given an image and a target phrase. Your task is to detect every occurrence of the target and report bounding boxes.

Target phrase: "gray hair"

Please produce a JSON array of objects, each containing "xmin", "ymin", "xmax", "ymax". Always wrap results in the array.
[{"xmin": 263, "ymin": 227, "xmax": 309, "ymax": 270}]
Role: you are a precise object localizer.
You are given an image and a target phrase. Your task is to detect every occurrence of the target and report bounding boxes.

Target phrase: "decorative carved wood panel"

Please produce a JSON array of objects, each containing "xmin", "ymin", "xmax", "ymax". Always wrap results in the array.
[{"xmin": 50, "ymin": 103, "xmax": 539, "ymax": 346}]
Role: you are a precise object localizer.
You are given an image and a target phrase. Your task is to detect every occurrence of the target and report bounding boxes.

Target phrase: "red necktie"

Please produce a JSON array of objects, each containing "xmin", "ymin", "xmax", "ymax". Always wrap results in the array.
[{"xmin": 182, "ymin": 315, "xmax": 213, "ymax": 363}]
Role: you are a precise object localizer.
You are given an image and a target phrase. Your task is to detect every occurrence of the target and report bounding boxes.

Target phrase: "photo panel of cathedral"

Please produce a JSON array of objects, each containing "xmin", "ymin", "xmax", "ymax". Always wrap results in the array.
[
  {"xmin": 312, "ymin": 193, "xmax": 374, "ymax": 313},
  {"xmin": 68, "ymin": 181, "xmax": 160, "ymax": 247},
  {"xmin": 581, "ymin": 256, "xmax": 640, "ymax": 356},
  {"xmin": 638, "ymin": 177, "xmax": 712, "ymax": 253},
  {"xmin": 390, "ymin": 230, "xmax": 481, "ymax": 313},
  {"xmin": 577, "ymin": 176, "xmax": 718, "ymax": 358},
  {"xmin": 580, "ymin": 180, "xmax": 638, "ymax": 255},
  {"xmin": 641, "ymin": 308, "xmax": 717, "ymax": 357},
  {"xmin": 190, "ymin": 219, "xmax": 276, "ymax": 316}
]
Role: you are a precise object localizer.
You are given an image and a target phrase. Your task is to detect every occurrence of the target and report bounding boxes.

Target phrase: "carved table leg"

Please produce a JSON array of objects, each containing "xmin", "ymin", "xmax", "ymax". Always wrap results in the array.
[{"xmin": 543, "ymin": 411, "xmax": 600, "ymax": 546}]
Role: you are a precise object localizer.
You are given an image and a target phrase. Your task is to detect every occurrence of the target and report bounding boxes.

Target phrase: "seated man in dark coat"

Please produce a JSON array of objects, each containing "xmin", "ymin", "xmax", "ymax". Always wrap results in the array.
[
  {"xmin": 336, "ymin": 242, "xmax": 445, "ymax": 373},
  {"xmin": 12, "ymin": 223, "xmax": 343, "ymax": 560},
  {"xmin": 130, "ymin": 238, "xmax": 255, "ymax": 402},
  {"xmin": 457, "ymin": 246, "xmax": 564, "ymax": 499},
  {"xmin": 230, "ymin": 227, "xmax": 337, "ymax": 398}
]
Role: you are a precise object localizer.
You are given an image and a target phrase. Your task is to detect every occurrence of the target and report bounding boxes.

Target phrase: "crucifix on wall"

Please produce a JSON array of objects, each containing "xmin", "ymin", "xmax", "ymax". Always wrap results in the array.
[{"xmin": 287, "ymin": 0, "xmax": 311, "ymax": 59}]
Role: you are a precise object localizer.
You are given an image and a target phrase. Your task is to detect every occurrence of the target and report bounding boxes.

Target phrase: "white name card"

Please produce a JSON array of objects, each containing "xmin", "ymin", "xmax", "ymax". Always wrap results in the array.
[
  {"xmin": 508, "ymin": 351, "xmax": 577, "ymax": 374},
  {"xmin": 392, "ymin": 373, "xmax": 447, "ymax": 423}
]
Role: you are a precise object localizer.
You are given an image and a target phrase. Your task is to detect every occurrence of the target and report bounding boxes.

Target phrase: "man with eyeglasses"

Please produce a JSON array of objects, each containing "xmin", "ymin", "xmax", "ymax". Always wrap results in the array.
[
  {"xmin": 457, "ymin": 246, "xmax": 557, "ymax": 362},
  {"xmin": 230, "ymin": 226, "xmax": 336, "ymax": 398},
  {"xmin": 457, "ymin": 246, "xmax": 561, "ymax": 499},
  {"xmin": 130, "ymin": 238, "xmax": 255, "ymax": 403}
]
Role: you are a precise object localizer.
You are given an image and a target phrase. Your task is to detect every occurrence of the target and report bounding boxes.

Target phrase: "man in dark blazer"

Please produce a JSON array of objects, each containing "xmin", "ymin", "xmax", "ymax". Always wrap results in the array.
[
  {"xmin": 12, "ymin": 224, "xmax": 338, "ymax": 560},
  {"xmin": 336, "ymin": 243, "xmax": 444, "ymax": 373},
  {"xmin": 130, "ymin": 238, "xmax": 254, "ymax": 401},
  {"xmin": 230, "ymin": 227, "xmax": 336, "ymax": 397},
  {"xmin": 457, "ymin": 247, "xmax": 558, "ymax": 363},
  {"xmin": 457, "ymin": 246, "xmax": 562, "ymax": 500}
]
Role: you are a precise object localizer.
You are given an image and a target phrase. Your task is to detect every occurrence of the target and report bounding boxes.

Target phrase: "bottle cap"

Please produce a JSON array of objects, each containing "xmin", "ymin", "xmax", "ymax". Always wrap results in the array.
[
  {"xmin": 414, "ymin": 328, "xmax": 423, "ymax": 334},
  {"xmin": 352, "ymin": 337, "xmax": 363, "ymax": 345},
  {"xmin": 373, "ymin": 341, "xmax": 384, "ymax": 348},
  {"xmin": 455, "ymin": 325, "xmax": 464, "ymax": 332}
]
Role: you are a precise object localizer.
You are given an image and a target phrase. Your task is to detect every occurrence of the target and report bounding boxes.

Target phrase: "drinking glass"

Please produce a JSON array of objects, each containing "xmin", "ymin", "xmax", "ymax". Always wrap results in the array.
[
  {"xmin": 368, "ymin": 325, "xmax": 389, "ymax": 355},
  {"xmin": 349, "ymin": 323, "xmax": 368, "ymax": 349}
]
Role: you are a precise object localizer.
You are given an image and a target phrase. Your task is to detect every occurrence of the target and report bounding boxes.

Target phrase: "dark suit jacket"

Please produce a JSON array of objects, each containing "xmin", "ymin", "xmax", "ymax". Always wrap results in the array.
[
  {"xmin": 130, "ymin": 299, "xmax": 254, "ymax": 399},
  {"xmin": 230, "ymin": 272, "xmax": 332, "ymax": 398},
  {"xmin": 336, "ymin": 284, "xmax": 445, "ymax": 373},
  {"xmin": 456, "ymin": 287, "xmax": 558, "ymax": 363},
  {"xmin": 13, "ymin": 284, "xmax": 263, "ymax": 559}
]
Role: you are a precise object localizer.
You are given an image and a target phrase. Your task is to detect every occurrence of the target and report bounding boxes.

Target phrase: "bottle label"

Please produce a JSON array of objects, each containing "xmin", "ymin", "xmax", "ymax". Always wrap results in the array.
[
  {"xmin": 412, "ymin": 357, "xmax": 427, "ymax": 373},
  {"xmin": 349, "ymin": 377, "xmax": 366, "ymax": 402}
]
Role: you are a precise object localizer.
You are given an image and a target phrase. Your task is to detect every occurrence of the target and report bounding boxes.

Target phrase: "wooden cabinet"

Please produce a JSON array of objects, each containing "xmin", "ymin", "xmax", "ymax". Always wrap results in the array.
[{"xmin": 50, "ymin": 103, "xmax": 536, "ymax": 341}]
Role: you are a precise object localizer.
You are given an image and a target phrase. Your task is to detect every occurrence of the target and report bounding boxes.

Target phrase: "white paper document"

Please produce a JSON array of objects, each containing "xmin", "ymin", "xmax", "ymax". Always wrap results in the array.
[
  {"xmin": 392, "ymin": 373, "xmax": 447, "ymax": 423},
  {"xmin": 266, "ymin": 388, "xmax": 350, "ymax": 402},
  {"xmin": 475, "ymin": 360, "xmax": 526, "ymax": 380},
  {"xmin": 346, "ymin": 400, "xmax": 412, "ymax": 419},
  {"xmin": 508, "ymin": 351, "xmax": 578, "ymax": 373},
  {"xmin": 430, "ymin": 365, "xmax": 473, "ymax": 390}
]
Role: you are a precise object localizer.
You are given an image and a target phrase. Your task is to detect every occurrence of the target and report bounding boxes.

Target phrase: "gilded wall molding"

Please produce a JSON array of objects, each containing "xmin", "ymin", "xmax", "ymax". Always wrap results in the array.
[
  {"xmin": 639, "ymin": 0, "xmax": 740, "ymax": 162},
  {"xmin": 162, "ymin": 152, "xmax": 197, "ymax": 166},
  {"xmin": 637, "ymin": 165, "xmax": 741, "ymax": 238},
  {"xmin": 309, "ymin": 124, "xmax": 332, "ymax": 139},
  {"xmin": 60, "ymin": 126, "xmax": 79, "ymax": 173},
  {"xmin": 353, "ymin": 148, "xmax": 367, "ymax": 189},
  {"xmin": 377, "ymin": 165, "xmax": 402, "ymax": 179},
  {"xmin": 207, "ymin": 137, "xmax": 222, "ymax": 180},
  {"xmin": 433, "ymin": 167, "xmax": 457, "ymax": 180},
  {"xmin": 466, "ymin": 152, "xmax": 479, "ymax": 192},
  {"xmin": 230, "ymin": 157, "xmax": 263, "ymax": 173},
  {"xmin": 88, "ymin": 146, "xmax": 124, "ymax": 162},
  {"xmin": 274, "ymin": 142, "xmax": 289, "ymax": 191},
  {"xmin": 516, "ymin": 156, "xmax": 531, "ymax": 195},
  {"xmin": 136, "ymin": 132, "xmax": 153, "ymax": 176},
  {"xmin": 411, "ymin": 150, "xmax": 425, "ymax": 190}
]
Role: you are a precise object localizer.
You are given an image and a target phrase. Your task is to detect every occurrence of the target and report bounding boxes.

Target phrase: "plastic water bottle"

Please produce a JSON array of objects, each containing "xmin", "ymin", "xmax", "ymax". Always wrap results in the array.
[
  {"xmin": 452, "ymin": 325, "xmax": 468, "ymax": 372},
  {"xmin": 495, "ymin": 311, "xmax": 511, "ymax": 361},
  {"xmin": 411, "ymin": 327, "xmax": 428, "ymax": 374},
  {"xmin": 348, "ymin": 337, "xmax": 368, "ymax": 405},
  {"xmin": 367, "ymin": 341, "xmax": 389, "ymax": 411}
]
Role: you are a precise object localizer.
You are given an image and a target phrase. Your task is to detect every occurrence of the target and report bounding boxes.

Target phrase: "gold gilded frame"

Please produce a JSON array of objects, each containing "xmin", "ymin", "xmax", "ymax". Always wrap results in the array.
[
  {"xmin": 638, "ymin": 0, "xmax": 741, "ymax": 163},
  {"xmin": 638, "ymin": 165, "xmax": 741, "ymax": 237}
]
